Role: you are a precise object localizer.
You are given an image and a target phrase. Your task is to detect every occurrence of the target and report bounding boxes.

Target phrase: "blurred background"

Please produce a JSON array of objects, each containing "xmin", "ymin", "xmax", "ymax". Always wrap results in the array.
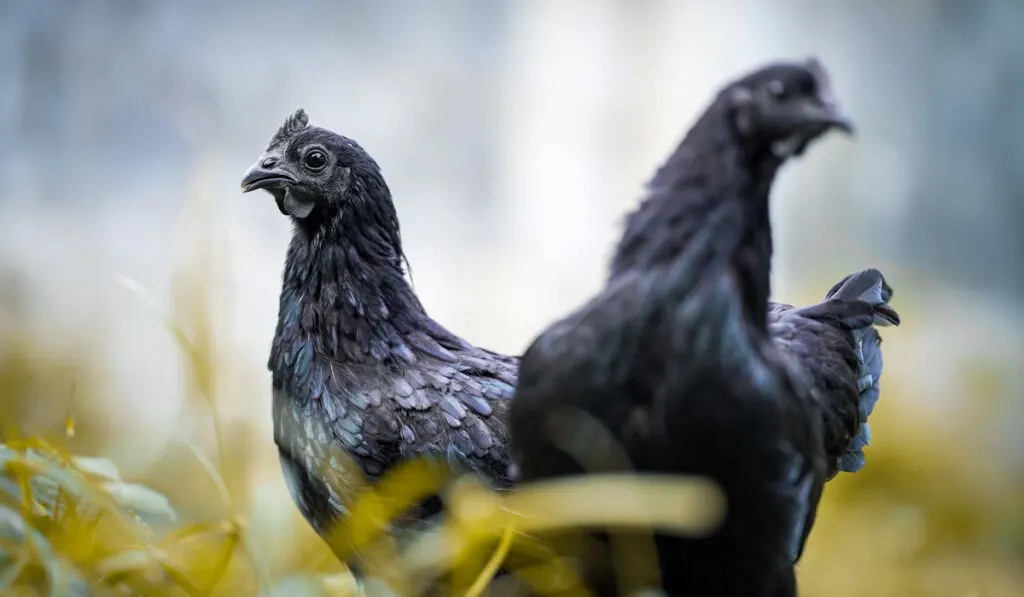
[{"xmin": 1, "ymin": 0, "xmax": 1021, "ymax": 595}]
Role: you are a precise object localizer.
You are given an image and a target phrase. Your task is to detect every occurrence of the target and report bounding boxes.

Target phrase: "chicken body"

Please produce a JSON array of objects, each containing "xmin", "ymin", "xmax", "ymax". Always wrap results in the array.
[
  {"xmin": 240, "ymin": 111, "xmax": 518, "ymax": 558},
  {"xmin": 508, "ymin": 59, "xmax": 892, "ymax": 597}
]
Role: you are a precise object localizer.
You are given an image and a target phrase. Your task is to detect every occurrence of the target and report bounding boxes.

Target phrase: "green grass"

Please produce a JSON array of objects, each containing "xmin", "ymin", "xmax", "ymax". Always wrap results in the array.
[{"xmin": 0, "ymin": 274, "xmax": 729, "ymax": 597}]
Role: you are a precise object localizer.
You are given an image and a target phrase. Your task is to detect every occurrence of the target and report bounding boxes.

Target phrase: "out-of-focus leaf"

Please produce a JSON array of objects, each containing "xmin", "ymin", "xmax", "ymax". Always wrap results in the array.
[
  {"xmin": 263, "ymin": 574, "xmax": 354, "ymax": 597},
  {"xmin": 0, "ymin": 504, "xmax": 26, "ymax": 542},
  {"xmin": 0, "ymin": 444, "xmax": 16, "ymax": 465},
  {"xmin": 99, "ymin": 482, "xmax": 177, "ymax": 524},
  {"xmin": 0, "ymin": 475, "xmax": 19, "ymax": 502},
  {"xmin": 28, "ymin": 477, "xmax": 60, "ymax": 509},
  {"xmin": 359, "ymin": 577, "xmax": 398, "ymax": 597},
  {"xmin": 5, "ymin": 267, "xmax": 1024, "ymax": 597},
  {"xmin": 464, "ymin": 523, "xmax": 515, "ymax": 597},
  {"xmin": 321, "ymin": 572, "xmax": 363, "ymax": 597},
  {"xmin": 95, "ymin": 547, "xmax": 162, "ymax": 579},
  {"xmin": 70, "ymin": 457, "xmax": 121, "ymax": 483},
  {"xmin": 322, "ymin": 456, "xmax": 448, "ymax": 564},
  {"xmin": 45, "ymin": 561, "xmax": 91, "ymax": 597}
]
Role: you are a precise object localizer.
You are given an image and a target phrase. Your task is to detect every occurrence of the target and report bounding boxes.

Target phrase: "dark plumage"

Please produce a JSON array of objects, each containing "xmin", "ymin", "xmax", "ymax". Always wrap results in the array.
[
  {"xmin": 766, "ymin": 268, "xmax": 900, "ymax": 564},
  {"xmin": 240, "ymin": 110, "xmax": 519, "ymax": 559},
  {"xmin": 509, "ymin": 58, "xmax": 895, "ymax": 597}
]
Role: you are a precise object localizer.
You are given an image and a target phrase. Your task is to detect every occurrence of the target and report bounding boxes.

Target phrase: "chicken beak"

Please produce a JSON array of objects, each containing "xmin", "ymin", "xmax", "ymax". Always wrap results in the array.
[
  {"xmin": 240, "ymin": 160, "xmax": 298, "ymax": 194},
  {"xmin": 803, "ymin": 56, "xmax": 855, "ymax": 135},
  {"xmin": 792, "ymin": 96, "xmax": 855, "ymax": 135},
  {"xmin": 816, "ymin": 102, "xmax": 854, "ymax": 134}
]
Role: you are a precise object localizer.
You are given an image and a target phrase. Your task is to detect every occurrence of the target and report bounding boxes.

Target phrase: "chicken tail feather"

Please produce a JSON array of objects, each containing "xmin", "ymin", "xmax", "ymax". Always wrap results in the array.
[{"xmin": 823, "ymin": 268, "xmax": 901, "ymax": 473}]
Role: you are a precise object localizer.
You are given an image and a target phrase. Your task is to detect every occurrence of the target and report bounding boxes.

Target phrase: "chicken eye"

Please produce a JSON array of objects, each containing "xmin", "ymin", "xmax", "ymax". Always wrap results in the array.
[
  {"xmin": 766, "ymin": 79, "xmax": 788, "ymax": 100},
  {"xmin": 303, "ymin": 149, "xmax": 328, "ymax": 172}
]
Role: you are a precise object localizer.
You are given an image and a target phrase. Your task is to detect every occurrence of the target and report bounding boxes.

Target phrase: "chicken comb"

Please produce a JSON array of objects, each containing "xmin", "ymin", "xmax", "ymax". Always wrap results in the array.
[
  {"xmin": 269, "ymin": 108, "xmax": 310, "ymax": 147},
  {"xmin": 804, "ymin": 56, "xmax": 832, "ymax": 89}
]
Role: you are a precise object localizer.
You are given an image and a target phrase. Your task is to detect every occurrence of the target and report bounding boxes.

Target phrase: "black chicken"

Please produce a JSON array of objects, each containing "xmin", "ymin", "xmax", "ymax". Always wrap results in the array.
[
  {"xmin": 509, "ymin": 58, "xmax": 899, "ymax": 597},
  {"xmin": 239, "ymin": 110, "xmax": 519, "ymax": 561}
]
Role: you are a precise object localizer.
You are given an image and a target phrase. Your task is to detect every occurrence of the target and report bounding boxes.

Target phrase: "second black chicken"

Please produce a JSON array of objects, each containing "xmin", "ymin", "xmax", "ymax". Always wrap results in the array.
[{"xmin": 509, "ymin": 58, "xmax": 901, "ymax": 597}]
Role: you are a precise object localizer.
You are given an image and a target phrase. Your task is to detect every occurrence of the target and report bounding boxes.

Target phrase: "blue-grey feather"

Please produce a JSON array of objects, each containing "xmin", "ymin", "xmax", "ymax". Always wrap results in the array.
[
  {"xmin": 392, "ymin": 343, "xmax": 416, "ymax": 364},
  {"xmin": 440, "ymin": 395, "xmax": 467, "ymax": 419},
  {"xmin": 840, "ymin": 450, "xmax": 866, "ymax": 473},
  {"xmin": 339, "ymin": 430, "xmax": 362, "ymax": 449},
  {"xmin": 347, "ymin": 389, "xmax": 369, "ymax": 410},
  {"xmin": 393, "ymin": 378, "xmax": 414, "ymax": 397},
  {"xmin": 462, "ymin": 395, "xmax": 493, "ymax": 417},
  {"xmin": 295, "ymin": 339, "xmax": 314, "ymax": 378}
]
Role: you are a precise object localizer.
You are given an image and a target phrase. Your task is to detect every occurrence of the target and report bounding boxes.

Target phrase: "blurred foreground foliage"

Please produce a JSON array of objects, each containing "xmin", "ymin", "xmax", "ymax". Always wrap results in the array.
[
  {"xmin": 0, "ymin": 269, "xmax": 729, "ymax": 596},
  {"xmin": 1, "ymin": 205, "xmax": 1021, "ymax": 596}
]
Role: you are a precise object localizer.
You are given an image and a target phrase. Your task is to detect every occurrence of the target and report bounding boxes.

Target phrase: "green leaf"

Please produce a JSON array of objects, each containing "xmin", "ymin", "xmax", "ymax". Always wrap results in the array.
[
  {"xmin": 71, "ymin": 457, "xmax": 122, "ymax": 482},
  {"xmin": 263, "ymin": 574, "xmax": 332, "ymax": 597},
  {"xmin": 0, "ymin": 503, "xmax": 27, "ymax": 542},
  {"xmin": 322, "ymin": 572, "xmax": 363, "ymax": 597},
  {"xmin": 31, "ymin": 474, "xmax": 63, "ymax": 508},
  {"xmin": 96, "ymin": 547, "xmax": 161, "ymax": 579},
  {"xmin": 100, "ymin": 482, "xmax": 178, "ymax": 524}
]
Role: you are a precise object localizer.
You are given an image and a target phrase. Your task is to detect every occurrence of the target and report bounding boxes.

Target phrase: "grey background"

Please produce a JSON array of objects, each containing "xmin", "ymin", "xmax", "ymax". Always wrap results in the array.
[{"xmin": 1, "ymin": 0, "xmax": 1020, "ymax": 475}]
